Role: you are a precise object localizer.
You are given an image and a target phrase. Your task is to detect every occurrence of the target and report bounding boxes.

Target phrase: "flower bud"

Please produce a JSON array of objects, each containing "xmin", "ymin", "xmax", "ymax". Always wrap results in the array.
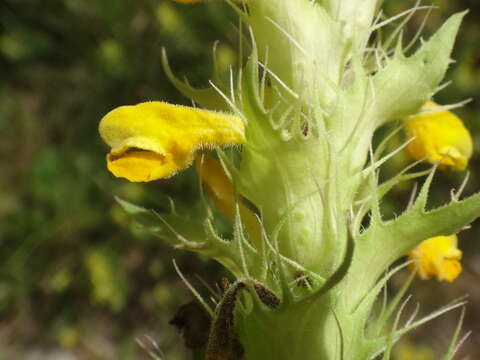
[
  {"xmin": 405, "ymin": 102, "xmax": 473, "ymax": 171},
  {"xmin": 409, "ymin": 235, "xmax": 462, "ymax": 282}
]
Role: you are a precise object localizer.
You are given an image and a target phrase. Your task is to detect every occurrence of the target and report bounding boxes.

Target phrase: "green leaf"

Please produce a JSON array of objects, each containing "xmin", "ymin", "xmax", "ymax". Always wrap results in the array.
[
  {"xmin": 372, "ymin": 12, "xmax": 466, "ymax": 125},
  {"xmin": 161, "ymin": 48, "xmax": 230, "ymax": 112},
  {"xmin": 346, "ymin": 187, "xmax": 480, "ymax": 310},
  {"xmin": 115, "ymin": 196, "xmax": 206, "ymax": 249},
  {"xmin": 116, "ymin": 197, "xmax": 268, "ymax": 281}
]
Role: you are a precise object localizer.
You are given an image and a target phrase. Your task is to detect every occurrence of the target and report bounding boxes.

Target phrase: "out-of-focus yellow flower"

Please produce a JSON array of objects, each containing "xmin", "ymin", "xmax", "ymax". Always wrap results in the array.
[
  {"xmin": 196, "ymin": 156, "xmax": 261, "ymax": 248},
  {"xmin": 408, "ymin": 235, "xmax": 462, "ymax": 282},
  {"xmin": 404, "ymin": 101, "xmax": 473, "ymax": 171},
  {"xmin": 56, "ymin": 325, "xmax": 79, "ymax": 348},
  {"xmin": 394, "ymin": 341, "xmax": 435, "ymax": 360},
  {"xmin": 99, "ymin": 102, "xmax": 245, "ymax": 182}
]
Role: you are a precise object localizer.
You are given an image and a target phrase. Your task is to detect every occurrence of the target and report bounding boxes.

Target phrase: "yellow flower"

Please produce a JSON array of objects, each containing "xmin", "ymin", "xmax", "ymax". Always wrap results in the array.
[
  {"xmin": 408, "ymin": 235, "xmax": 462, "ymax": 282},
  {"xmin": 99, "ymin": 101, "xmax": 245, "ymax": 182},
  {"xmin": 404, "ymin": 101, "xmax": 473, "ymax": 171},
  {"xmin": 196, "ymin": 156, "xmax": 261, "ymax": 248}
]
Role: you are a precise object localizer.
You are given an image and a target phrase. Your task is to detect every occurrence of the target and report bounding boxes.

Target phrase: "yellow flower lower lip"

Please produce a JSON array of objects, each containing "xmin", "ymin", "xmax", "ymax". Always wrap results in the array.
[
  {"xmin": 99, "ymin": 101, "xmax": 245, "ymax": 182},
  {"xmin": 107, "ymin": 150, "xmax": 175, "ymax": 182}
]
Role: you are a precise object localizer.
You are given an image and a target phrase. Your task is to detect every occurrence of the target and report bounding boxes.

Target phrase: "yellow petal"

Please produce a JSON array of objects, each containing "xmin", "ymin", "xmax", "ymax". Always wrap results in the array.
[
  {"xmin": 196, "ymin": 155, "xmax": 236, "ymax": 219},
  {"xmin": 99, "ymin": 101, "xmax": 245, "ymax": 182},
  {"xmin": 196, "ymin": 156, "xmax": 262, "ymax": 249},
  {"xmin": 404, "ymin": 101, "xmax": 473, "ymax": 171},
  {"xmin": 408, "ymin": 235, "xmax": 462, "ymax": 282}
]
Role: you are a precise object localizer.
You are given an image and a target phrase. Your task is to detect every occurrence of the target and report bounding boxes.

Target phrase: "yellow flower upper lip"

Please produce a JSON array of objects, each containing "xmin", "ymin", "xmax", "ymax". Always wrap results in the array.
[
  {"xmin": 99, "ymin": 101, "xmax": 245, "ymax": 182},
  {"xmin": 404, "ymin": 101, "xmax": 473, "ymax": 171}
]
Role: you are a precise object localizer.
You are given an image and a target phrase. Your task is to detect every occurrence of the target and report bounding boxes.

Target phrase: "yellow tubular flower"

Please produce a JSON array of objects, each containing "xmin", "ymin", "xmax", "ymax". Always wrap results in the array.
[
  {"xmin": 408, "ymin": 235, "xmax": 462, "ymax": 282},
  {"xmin": 99, "ymin": 102, "xmax": 245, "ymax": 182},
  {"xmin": 404, "ymin": 101, "xmax": 473, "ymax": 171},
  {"xmin": 196, "ymin": 156, "xmax": 262, "ymax": 249}
]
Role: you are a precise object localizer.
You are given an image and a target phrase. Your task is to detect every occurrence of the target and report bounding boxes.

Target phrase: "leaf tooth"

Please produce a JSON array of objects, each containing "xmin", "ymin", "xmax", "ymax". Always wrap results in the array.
[{"xmin": 411, "ymin": 165, "xmax": 437, "ymax": 212}]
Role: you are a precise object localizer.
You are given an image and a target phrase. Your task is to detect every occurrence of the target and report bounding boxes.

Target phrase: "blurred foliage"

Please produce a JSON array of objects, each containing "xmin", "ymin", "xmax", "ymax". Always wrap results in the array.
[{"xmin": 0, "ymin": 0, "xmax": 478, "ymax": 359}]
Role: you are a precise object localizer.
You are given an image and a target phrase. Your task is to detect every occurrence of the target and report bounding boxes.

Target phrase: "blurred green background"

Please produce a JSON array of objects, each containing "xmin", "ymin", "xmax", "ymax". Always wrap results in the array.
[{"xmin": 0, "ymin": 0, "xmax": 478, "ymax": 359}]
